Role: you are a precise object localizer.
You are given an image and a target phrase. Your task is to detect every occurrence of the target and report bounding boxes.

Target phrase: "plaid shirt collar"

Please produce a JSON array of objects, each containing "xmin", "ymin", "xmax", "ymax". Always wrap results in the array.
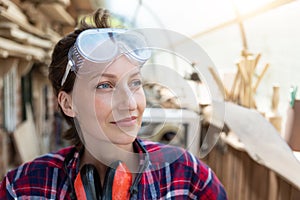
[
  {"xmin": 1, "ymin": 138, "xmax": 228, "ymax": 199},
  {"xmin": 63, "ymin": 138, "xmax": 152, "ymax": 199}
]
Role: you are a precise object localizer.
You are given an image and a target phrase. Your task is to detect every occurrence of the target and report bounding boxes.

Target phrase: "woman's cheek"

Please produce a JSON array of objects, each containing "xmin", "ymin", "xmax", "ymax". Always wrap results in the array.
[{"xmin": 137, "ymin": 90, "xmax": 147, "ymax": 108}]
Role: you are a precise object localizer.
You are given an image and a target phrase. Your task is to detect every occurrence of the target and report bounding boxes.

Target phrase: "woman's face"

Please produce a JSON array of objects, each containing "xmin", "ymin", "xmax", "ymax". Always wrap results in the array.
[{"xmin": 71, "ymin": 55, "xmax": 146, "ymax": 146}]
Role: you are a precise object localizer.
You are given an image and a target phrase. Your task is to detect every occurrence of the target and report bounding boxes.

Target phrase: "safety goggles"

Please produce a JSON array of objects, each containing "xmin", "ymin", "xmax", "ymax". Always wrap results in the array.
[{"xmin": 61, "ymin": 28, "xmax": 151, "ymax": 86}]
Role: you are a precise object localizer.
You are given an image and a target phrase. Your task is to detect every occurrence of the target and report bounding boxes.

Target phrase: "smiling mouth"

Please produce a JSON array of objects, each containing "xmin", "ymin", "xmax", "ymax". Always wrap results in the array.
[{"xmin": 111, "ymin": 116, "xmax": 138, "ymax": 127}]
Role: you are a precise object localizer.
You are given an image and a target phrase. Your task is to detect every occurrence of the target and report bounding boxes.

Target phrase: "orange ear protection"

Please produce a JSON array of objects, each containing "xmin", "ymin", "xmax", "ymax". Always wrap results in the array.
[
  {"xmin": 63, "ymin": 140, "xmax": 149, "ymax": 200},
  {"xmin": 74, "ymin": 161, "xmax": 132, "ymax": 200},
  {"xmin": 73, "ymin": 164, "xmax": 101, "ymax": 200}
]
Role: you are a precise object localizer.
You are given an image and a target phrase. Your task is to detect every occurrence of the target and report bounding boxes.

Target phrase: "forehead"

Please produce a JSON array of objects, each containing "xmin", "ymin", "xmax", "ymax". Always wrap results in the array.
[{"xmin": 75, "ymin": 55, "xmax": 141, "ymax": 81}]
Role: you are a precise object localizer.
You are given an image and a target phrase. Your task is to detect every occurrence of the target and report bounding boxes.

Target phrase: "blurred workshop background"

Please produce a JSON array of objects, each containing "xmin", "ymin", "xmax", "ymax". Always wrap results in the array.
[{"xmin": 0, "ymin": 0, "xmax": 300, "ymax": 199}]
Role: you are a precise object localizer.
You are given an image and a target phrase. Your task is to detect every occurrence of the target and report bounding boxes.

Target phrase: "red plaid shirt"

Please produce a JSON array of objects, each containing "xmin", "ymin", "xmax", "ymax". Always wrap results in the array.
[{"xmin": 0, "ymin": 139, "xmax": 227, "ymax": 199}]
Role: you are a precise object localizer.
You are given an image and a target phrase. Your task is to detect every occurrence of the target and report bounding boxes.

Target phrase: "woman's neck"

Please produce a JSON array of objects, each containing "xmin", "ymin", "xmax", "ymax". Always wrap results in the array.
[{"xmin": 79, "ymin": 141, "xmax": 139, "ymax": 186}]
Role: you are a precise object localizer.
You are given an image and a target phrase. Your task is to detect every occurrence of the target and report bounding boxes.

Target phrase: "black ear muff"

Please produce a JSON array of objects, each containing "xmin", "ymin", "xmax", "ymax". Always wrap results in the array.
[
  {"xmin": 68, "ymin": 140, "xmax": 148, "ymax": 200},
  {"xmin": 102, "ymin": 160, "xmax": 132, "ymax": 200},
  {"xmin": 74, "ymin": 161, "xmax": 132, "ymax": 200},
  {"xmin": 74, "ymin": 164, "xmax": 102, "ymax": 200}
]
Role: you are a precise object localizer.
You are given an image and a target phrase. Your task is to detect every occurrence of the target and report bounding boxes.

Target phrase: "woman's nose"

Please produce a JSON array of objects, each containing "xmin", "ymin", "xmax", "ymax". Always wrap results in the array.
[{"xmin": 114, "ymin": 87, "xmax": 137, "ymax": 111}]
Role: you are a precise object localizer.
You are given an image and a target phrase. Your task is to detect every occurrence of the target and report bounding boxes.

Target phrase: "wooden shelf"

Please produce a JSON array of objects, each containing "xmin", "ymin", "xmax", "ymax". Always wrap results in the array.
[
  {"xmin": 0, "ymin": 22, "xmax": 53, "ymax": 49},
  {"xmin": 0, "ymin": 0, "xmax": 46, "ymax": 37},
  {"xmin": 38, "ymin": 3, "xmax": 75, "ymax": 25},
  {"xmin": 0, "ymin": 36, "xmax": 46, "ymax": 61}
]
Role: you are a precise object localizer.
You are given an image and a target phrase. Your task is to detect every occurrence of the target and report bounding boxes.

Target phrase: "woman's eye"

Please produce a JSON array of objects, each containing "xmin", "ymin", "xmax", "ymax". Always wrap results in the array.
[
  {"xmin": 96, "ymin": 82, "xmax": 113, "ymax": 89},
  {"xmin": 130, "ymin": 80, "xmax": 142, "ymax": 88}
]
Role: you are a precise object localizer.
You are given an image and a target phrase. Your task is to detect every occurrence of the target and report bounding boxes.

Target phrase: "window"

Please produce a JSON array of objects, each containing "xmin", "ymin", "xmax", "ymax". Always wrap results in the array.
[{"xmin": 21, "ymin": 71, "xmax": 33, "ymax": 121}]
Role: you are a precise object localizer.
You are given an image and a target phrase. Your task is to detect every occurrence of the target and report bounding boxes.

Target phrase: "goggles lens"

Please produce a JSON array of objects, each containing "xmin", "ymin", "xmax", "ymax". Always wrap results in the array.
[{"xmin": 61, "ymin": 28, "xmax": 151, "ymax": 86}]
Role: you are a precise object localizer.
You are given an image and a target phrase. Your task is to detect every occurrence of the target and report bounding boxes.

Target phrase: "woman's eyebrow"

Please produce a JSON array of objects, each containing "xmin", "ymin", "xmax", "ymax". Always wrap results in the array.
[
  {"xmin": 129, "ymin": 71, "xmax": 141, "ymax": 78},
  {"xmin": 91, "ymin": 69, "xmax": 141, "ymax": 81},
  {"xmin": 90, "ymin": 72, "xmax": 117, "ymax": 80},
  {"xmin": 99, "ymin": 71, "xmax": 141, "ymax": 79},
  {"xmin": 100, "ymin": 73, "xmax": 117, "ymax": 79}
]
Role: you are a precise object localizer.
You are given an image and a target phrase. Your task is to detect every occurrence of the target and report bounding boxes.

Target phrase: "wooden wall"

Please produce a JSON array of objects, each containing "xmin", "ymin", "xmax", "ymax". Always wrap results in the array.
[
  {"xmin": 201, "ymin": 140, "xmax": 300, "ymax": 200},
  {"xmin": 0, "ymin": 0, "xmax": 85, "ymax": 177}
]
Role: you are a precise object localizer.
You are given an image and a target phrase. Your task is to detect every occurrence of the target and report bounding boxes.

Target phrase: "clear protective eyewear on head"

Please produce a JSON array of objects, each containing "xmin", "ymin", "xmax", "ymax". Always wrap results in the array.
[{"xmin": 61, "ymin": 28, "xmax": 151, "ymax": 86}]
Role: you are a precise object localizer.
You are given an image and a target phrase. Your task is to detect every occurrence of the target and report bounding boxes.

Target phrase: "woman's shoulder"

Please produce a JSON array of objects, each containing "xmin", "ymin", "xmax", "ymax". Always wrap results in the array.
[
  {"xmin": 5, "ymin": 146, "xmax": 76, "ymax": 181},
  {"xmin": 139, "ymin": 139, "xmax": 204, "ymax": 171},
  {"xmin": 0, "ymin": 146, "xmax": 77, "ymax": 199},
  {"xmin": 139, "ymin": 139, "xmax": 227, "ymax": 199}
]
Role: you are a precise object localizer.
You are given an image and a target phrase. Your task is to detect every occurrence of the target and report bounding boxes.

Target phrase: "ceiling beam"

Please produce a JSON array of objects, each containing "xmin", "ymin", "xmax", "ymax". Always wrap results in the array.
[{"xmin": 190, "ymin": 0, "xmax": 295, "ymax": 39}]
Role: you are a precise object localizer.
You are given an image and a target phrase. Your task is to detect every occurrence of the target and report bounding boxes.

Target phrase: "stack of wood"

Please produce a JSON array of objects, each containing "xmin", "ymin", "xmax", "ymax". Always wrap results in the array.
[
  {"xmin": 143, "ymin": 82, "xmax": 181, "ymax": 109},
  {"xmin": 210, "ymin": 49, "xmax": 270, "ymax": 109},
  {"xmin": 0, "ymin": 0, "xmax": 96, "ymax": 174},
  {"xmin": 0, "ymin": 0, "xmax": 76, "ymax": 62},
  {"xmin": 209, "ymin": 50, "xmax": 285, "ymax": 132}
]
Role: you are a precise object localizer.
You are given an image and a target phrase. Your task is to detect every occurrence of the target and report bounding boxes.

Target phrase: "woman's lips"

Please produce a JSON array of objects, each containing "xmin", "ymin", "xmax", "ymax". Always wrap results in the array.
[{"xmin": 111, "ymin": 116, "xmax": 138, "ymax": 127}]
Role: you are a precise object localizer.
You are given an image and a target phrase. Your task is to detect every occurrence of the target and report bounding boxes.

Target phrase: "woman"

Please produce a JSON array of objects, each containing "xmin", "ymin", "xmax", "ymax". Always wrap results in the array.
[{"xmin": 0, "ymin": 8, "xmax": 227, "ymax": 199}]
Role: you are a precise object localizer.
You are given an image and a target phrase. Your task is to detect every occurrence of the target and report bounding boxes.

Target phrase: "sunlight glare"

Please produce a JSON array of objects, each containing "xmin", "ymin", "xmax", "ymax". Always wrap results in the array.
[{"xmin": 232, "ymin": 0, "xmax": 276, "ymax": 14}]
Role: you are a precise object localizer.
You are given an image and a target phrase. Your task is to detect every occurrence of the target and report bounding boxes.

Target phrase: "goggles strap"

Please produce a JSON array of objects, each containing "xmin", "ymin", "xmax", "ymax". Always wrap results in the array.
[{"xmin": 61, "ymin": 60, "xmax": 72, "ymax": 86}]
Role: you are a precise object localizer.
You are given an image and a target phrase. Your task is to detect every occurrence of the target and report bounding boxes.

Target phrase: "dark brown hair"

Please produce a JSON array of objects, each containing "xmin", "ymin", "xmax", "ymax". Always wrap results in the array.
[{"xmin": 48, "ymin": 8, "xmax": 111, "ymax": 146}]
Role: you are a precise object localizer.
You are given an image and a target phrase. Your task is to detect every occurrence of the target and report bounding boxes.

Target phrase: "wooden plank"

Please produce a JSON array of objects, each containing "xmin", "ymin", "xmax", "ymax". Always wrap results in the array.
[
  {"xmin": 268, "ymin": 171, "xmax": 279, "ymax": 200},
  {"xmin": 38, "ymin": 3, "xmax": 75, "ymax": 25},
  {"xmin": 0, "ymin": 49, "xmax": 9, "ymax": 58},
  {"xmin": 236, "ymin": 62, "xmax": 248, "ymax": 83},
  {"xmin": 0, "ymin": 131, "xmax": 3, "ymax": 176},
  {"xmin": 206, "ymin": 133, "xmax": 300, "ymax": 199},
  {"xmin": 246, "ymin": 57, "xmax": 255, "ymax": 108},
  {"xmin": 0, "ymin": 23, "xmax": 53, "ymax": 49},
  {"xmin": 290, "ymin": 187, "xmax": 300, "ymax": 200},
  {"xmin": 17, "ymin": 60, "xmax": 33, "ymax": 76},
  {"xmin": 22, "ymin": 0, "xmax": 71, "ymax": 7},
  {"xmin": 253, "ymin": 63, "xmax": 270, "ymax": 93},
  {"xmin": 232, "ymin": 149, "xmax": 244, "ymax": 200},
  {"xmin": 223, "ymin": 146, "xmax": 234, "ymax": 200},
  {"xmin": 258, "ymin": 164, "xmax": 269, "ymax": 200},
  {"xmin": 228, "ymin": 147, "xmax": 237, "ymax": 200},
  {"xmin": 0, "ymin": 129, "xmax": 8, "ymax": 178},
  {"xmin": 278, "ymin": 179, "xmax": 291, "ymax": 200},
  {"xmin": 0, "ymin": 37, "xmax": 46, "ymax": 61},
  {"xmin": 0, "ymin": 0, "xmax": 28, "ymax": 24},
  {"xmin": 13, "ymin": 104, "xmax": 41, "ymax": 163},
  {"xmin": 250, "ymin": 162, "xmax": 269, "ymax": 200},
  {"xmin": 208, "ymin": 67, "xmax": 229, "ymax": 98},
  {"xmin": 221, "ymin": 144, "xmax": 231, "ymax": 198},
  {"xmin": 0, "ymin": 0, "xmax": 46, "ymax": 37},
  {"xmin": 207, "ymin": 144, "xmax": 217, "ymax": 173},
  {"xmin": 221, "ymin": 137, "xmax": 246, "ymax": 199},
  {"xmin": 0, "ymin": 57, "xmax": 18, "ymax": 76},
  {"xmin": 214, "ymin": 146, "xmax": 223, "ymax": 182},
  {"xmin": 229, "ymin": 70, "xmax": 239, "ymax": 100},
  {"xmin": 222, "ymin": 132, "xmax": 245, "ymax": 151},
  {"xmin": 72, "ymin": 0, "xmax": 94, "ymax": 12},
  {"xmin": 45, "ymin": 27, "xmax": 62, "ymax": 43},
  {"xmin": 221, "ymin": 102, "xmax": 300, "ymax": 189},
  {"xmin": 58, "ymin": 0, "xmax": 71, "ymax": 6},
  {"xmin": 188, "ymin": 0, "xmax": 295, "ymax": 41},
  {"xmin": 248, "ymin": 157, "xmax": 257, "ymax": 200},
  {"xmin": 241, "ymin": 151, "xmax": 252, "ymax": 200}
]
